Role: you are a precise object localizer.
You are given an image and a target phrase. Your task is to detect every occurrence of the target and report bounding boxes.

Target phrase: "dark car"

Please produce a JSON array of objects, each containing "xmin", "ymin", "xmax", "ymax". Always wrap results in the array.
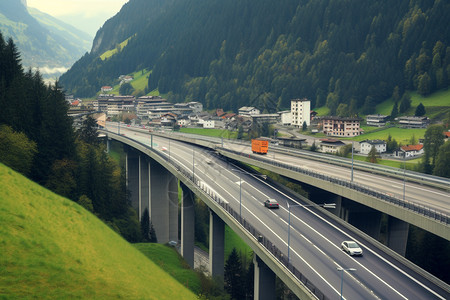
[{"xmin": 264, "ymin": 198, "xmax": 279, "ymax": 209}]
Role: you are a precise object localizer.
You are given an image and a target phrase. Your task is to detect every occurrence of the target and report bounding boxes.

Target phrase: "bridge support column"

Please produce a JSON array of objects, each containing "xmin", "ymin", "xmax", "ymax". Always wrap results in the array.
[
  {"xmin": 140, "ymin": 158, "xmax": 150, "ymax": 219},
  {"xmin": 148, "ymin": 161, "xmax": 178, "ymax": 244},
  {"xmin": 126, "ymin": 148, "xmax": 140, "ymax": 213},
  {"xmin": 343, "ymin": 199, "xmax": 382, "ymax": 241},
  {"xmin": 387, "ymin": 216, "xmax": 409, "ymax": 256},
  {"xmin": 209, "ymin": 210, "xmax": 224, "ymax": 279},
  {"xmin": 253, "ymin": 255, "xmax": 276, "ymax": 300},
  {"xmin": 181, "ymin": 182, "xmax": 195, "ymax": 268}
]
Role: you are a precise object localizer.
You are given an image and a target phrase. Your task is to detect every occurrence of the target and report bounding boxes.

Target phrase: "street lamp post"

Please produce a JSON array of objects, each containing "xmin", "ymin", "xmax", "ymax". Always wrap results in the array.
[
  {"xmin": 287, "ymin": 202, "xmax": 336, "ymax": 262},
  {"xmin": 239, "ymin": 172, "xmax": 242, "ymax": 219},
  {"xmin": 193, "ymin": 146, "xmax": 195, "ymax": 181},
  {"xmin": 337, "ymin": 267, "xmax": 356, "ymax": 300},
  {"xmin": 351, "ymin": 141, "xmax": 354, "ymax": 182},
  {"xmin": 403, "ymin": 152, "xmax": 406, "ymax": 200},
  {"xmin": 231, "ymin": 168, "xmax": 267, "ymax": 220}
]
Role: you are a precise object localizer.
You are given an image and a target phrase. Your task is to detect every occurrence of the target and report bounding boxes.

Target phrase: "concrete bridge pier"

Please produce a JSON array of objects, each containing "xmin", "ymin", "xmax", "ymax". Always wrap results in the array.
[
  {"xmin": 386, "ymin": 216, "xmax": 409, "ymax": 256},
  {"xmin": 126, "ymin": 147, "xmax": 178, "ymax": 244},
  {"xmin": 181, "ymin": 182, "xmax": 195, "ymax": 268},
  {"xmin": 253, "ymin": 255, "xmax": 276, "ymax": 300},
  {"xmin": 126, "ymin": 148, "xmax": 140, "ymax": 213},
  {"xmin": 342, "ymin": 199, "xmax": 382, "ymax": 241},
  {"xmin": 209, "ymin": 210, "xmax": 225, "ymax": 280}
]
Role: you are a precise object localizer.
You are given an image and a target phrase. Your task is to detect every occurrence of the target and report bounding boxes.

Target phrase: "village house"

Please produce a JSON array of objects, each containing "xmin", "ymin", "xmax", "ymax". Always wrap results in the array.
[
  {"xmin": 160, "ymin": 113, "xmax": 178, "ymax": 127},
  {"xmin": 238, "ymin": 106, "xmax": 260, "ymax": 116},
  {"xmin": 319, "ymin": 138, "xmax": 346, "ymax": 154},
  {"xmin": 396, "ymin": 116, "xmax": 430, "ymax": 128},
  {"xmin": 101, "ymin": 86, "xmax": 113, "ymax": 92},
  {"xmin": 394, "ymin": 144, "xmax": 424, "ymax": 158},
  {"xmin": 251, "ymin": 113, "xmax": 279, "ymax": 124},
  {"xmin": 359, "ymin": 140, "xmax": 387, "ymax": 154},
  {"xmin": 366, "ymin": 114, "xmax": 389, "ymax": 127},
  {"xmin": 177, "ymin": 116, "xmax": 190, "ymax": 127}
]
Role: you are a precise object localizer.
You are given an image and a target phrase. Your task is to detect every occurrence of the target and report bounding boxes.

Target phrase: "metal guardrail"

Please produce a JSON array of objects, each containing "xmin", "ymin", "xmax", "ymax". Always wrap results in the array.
[
  {"xmin": 157, "ymin": 130, "xmax": 450, "ymax": 191},
  {"xmin": 218, "ymin": 147, "xmax": 450, "ymax": 225},
  {"xmin": 107, "ymin": 131, "xmax": 327, "ymax": 300}
]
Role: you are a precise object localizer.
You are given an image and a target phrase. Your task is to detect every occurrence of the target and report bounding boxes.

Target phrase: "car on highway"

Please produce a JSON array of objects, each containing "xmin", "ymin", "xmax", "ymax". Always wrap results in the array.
[
  {"xmin": 264, "ymin": 198, "xmax": 279, "ymax": 209},
  {"xmin": 161, "ymin": 146, "xmax": 168, "ymax": 151},
  {"xmin": 341, "ymin": 241, "xmax": 363, "ymax": 256}
]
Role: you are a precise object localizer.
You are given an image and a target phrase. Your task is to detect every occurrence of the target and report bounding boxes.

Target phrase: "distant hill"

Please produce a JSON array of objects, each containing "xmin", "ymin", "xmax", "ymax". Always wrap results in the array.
[
  {"xmin": 60, "ymin": 0, "xmax": 450, "ymax": 114},
  {"xmin": 0, "ymin": 163, "xmax": 197, "ymax": 299},
  {"xmin": 0, "ymin": 0, "xmax": 91, "ymax": 79}
]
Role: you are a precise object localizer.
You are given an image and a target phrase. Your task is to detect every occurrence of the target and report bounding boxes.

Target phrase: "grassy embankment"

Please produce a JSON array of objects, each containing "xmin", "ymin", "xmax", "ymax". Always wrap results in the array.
[{"xmin": 0, "ymin": 163, "xmax": 198, "ymax": 299}]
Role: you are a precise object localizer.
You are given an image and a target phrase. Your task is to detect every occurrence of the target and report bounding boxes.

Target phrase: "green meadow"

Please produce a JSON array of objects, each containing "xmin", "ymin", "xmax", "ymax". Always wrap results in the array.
[{"xmin": 0, "ymin": 163, "xmax": 197, "ymax": 299}]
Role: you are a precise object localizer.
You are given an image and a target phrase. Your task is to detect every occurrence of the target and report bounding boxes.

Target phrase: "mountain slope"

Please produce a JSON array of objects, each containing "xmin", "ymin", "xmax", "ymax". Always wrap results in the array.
[
  {"xmin": 60, "ymin": 0, "xmax": 450, "ymax": 113},
  {"xmin": 0, "ymin": 0, "xmax": 91, "ymax": 78},
  {"xmin": 0, "ymin": 163, "xmax": 197, "ymax": 299}
]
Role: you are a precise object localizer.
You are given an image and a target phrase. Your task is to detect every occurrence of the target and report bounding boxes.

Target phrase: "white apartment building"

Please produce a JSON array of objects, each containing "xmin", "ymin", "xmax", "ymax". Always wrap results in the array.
[
  {"xmin": 291, "ymin": 98, "xmax": 311, "ymax": 127},
  {"xmin": 359, "ymin": 140, "xmax": 387, "ymax": 154}
]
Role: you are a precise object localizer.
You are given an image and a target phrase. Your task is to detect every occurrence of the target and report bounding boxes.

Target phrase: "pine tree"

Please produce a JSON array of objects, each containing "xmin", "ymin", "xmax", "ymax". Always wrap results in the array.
[
  {"xmin": 390, "ymin": 101, "xmax": 398, "ymax": 119},
  {"xmin": 399, "ymin": 93, "xmax": 412, "ymax": 113},
  {"xmin": 415, "ymin": 103, "xmax": 426, "ymax": 116},
  {"xmin": 224, "ymin": 248, "xmax": 244, "ymax": 300},
  {"xmin": 141, "ymin": 208, "xmax": 150, "ymax": 242},
  {"xmin": 366, "ymin": 146, "xmax": 378, "ymax": 163},
  {"xmin": 302, "ymin": 121, "xmax": 307, "ymax": 131}
]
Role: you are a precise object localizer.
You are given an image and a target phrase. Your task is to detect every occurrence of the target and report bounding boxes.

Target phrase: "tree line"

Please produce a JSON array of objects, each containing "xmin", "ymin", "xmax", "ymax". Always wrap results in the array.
[
  {"xmin": 61, "ymin": 0, "xmax": 450, "ymax": 115},
  {"xmin": 0, "ymin": 32, "xmax": 141, "ymax": 242}
]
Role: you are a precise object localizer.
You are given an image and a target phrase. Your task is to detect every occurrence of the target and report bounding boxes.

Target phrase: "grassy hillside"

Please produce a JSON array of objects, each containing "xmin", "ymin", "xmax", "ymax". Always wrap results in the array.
[
  {"xmin": 375, "ymin": 89, "xmax": 450, "ymax": 119},
  {"xmin": 0, "ymin": 163, "xmax": 197, "ymax": 299},
  {"xmin": 100, "ymin": 36, "xmax": 134, "ymax": 61}
]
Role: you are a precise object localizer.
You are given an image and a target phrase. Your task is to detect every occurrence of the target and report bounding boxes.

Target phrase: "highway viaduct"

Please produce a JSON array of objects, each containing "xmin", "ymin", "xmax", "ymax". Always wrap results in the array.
[{"xmin": 104, "ymin": 129, "xmax": 450, "ymax": 300}]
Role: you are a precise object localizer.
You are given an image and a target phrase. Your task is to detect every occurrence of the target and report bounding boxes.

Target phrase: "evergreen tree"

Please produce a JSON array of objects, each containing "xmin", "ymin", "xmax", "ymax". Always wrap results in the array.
[
  {"xmin": 149, "ymin": 221, "xmax": 157, "ymax": 243},
  {"xmin": 141, "ymin": 208, "xmax": 150, "ymax": 242},
  {"xmin": 310, "ymin": 141, "xmax": 317, "ymax": 152},
  {"xmin": 423, "ymin": 125, "xmax": 445, "ymax": 169},
  {"xmin": 366, "ymin": 146, "xmax": 378, "ymax": 163},
  {"xmin": 78, "ymin": 116, "xmax": 99, "ymax": 145},
  {"xmin": 418, "ymin": 73, "xmax": 432, "ymax": 96},
  {"xmin": 244, "ymin": 259, "xmax": 254, "ymax": 300},
  {"xmin": 224, "ymin": 248, "xmax": 244, "ymax": 300},
  {"xmin": 119, "ymin": 82, "xmax": 134, "ymax": 95},
  {"xmin": 302, "ymin": 121, "xmax": 307, "ymax": 131},
  {"xmin": 237, "ymin": 125, "xmax": 244, "ymax": 139},
  {"xmin": 415, "ymin": 102, "xmax": 426, "ymax": 116},
  {"xmin": 399, "ymin": 93, "xmax": 412, "ymax": 113},
  {"xmin": 433, "ymin": 142, "xmax": 450, "ymax": 178},
  {"xmin": 0, "ymin": 124, "xmax": 37, "ymax": 176},
  {"xmin": 390, "ymin": 101, "xmax": 399, "ymax": 119}
]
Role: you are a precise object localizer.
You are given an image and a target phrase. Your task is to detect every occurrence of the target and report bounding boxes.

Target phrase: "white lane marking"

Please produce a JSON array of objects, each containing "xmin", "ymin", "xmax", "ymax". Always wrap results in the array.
[
  {"xmin": 241, "ymin": 166, "xmax": 445, "ymax": 300},
  {"xmin": 275, "ymin": 152, "xmax": 450, "ymax": 198},
  {"xmin": 114, "ymin": 130, "xmax": 445, "ymax": 299}
]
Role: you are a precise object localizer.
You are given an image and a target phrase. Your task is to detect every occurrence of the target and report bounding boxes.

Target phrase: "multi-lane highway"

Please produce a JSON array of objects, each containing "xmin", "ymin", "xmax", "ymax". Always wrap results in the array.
[{"xmin": 107, "ymin": 125, "xmax": 449, "ymax": 299}]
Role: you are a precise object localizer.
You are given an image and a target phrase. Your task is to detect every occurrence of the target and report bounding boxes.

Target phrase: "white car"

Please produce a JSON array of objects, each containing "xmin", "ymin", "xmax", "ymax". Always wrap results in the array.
[{"xmin": 341, "ymin": 241, "xmax": 363, "ymax": 256}]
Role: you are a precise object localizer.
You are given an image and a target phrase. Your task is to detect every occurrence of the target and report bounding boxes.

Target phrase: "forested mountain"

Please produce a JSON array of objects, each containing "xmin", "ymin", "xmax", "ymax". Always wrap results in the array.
[
  {"xmin": 0, "ymin": 33, "xmax": 140, "ymax": 242},
  {"xmin": 0, "ymin": 0, "xmax": 91, "ymax": 79},
  {"xmin": 60, "ymin": 0, "xmax": 450, "ymax": 114}
]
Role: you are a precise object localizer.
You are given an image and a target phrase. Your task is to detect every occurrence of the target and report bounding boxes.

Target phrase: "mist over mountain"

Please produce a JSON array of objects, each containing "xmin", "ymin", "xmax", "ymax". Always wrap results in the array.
[
  {"xmin": 0, "ymin": 0, "xmax": 91, "ymax": 79},
  {"xmin": 60, "ymin": 0, "xmax": 450, "ymax": 114}
]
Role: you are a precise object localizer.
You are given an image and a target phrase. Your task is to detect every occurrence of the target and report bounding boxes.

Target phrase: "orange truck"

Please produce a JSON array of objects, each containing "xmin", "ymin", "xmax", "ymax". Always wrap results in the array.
[{"xmin": 251, "ymin": 139, "xmax": 269, "ymax": 154}]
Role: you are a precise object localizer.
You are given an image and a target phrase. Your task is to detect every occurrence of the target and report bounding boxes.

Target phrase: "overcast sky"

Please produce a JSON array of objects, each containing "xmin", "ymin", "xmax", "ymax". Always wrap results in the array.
[{"xmin": 27, "ymin": 0, "xmax": 129, "ymax": 37}]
